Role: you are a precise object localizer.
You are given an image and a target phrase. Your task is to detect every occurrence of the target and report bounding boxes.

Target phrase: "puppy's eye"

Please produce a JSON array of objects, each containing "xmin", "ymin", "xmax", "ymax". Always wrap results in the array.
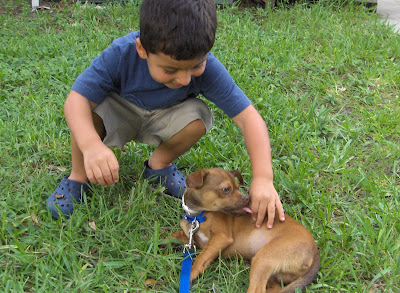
[{"xmin": 222, "ymin": 187, "xmax": 230, "ymax": 194}]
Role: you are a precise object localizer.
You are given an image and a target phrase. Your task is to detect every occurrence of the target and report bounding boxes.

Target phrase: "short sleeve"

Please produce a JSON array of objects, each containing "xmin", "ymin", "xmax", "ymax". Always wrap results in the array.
[{"xmin": 200, "ymin": 53, "xmax": 251, "ymax": 118}]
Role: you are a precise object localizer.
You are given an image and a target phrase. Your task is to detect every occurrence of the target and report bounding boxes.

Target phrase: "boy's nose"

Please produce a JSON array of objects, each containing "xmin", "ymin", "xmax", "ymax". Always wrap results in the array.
[{"xmin": 176, "ymin": 71, "xmax": 191, "ymax": 86}]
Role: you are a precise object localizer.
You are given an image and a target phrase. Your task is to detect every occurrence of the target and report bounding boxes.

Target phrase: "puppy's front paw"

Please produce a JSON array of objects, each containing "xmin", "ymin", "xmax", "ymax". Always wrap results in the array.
[
  {"xmin": 190, "ymin": 260, "xmax": 207, "ymax": 282},
  {"xmin": 190, "ymin": 270, "xmax": 200, "ymax": 283}
]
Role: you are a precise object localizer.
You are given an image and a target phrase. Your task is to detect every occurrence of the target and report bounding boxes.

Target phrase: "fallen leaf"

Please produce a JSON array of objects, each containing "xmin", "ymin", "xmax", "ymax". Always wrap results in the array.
[
  {"xmin": 31, "ymin": 213, "xmax": 40, "ymax": 226},
  {"xmin": 144, "ymin": 278, "xmax": 157, "ymax": 286},
  {"xmin": 88, "ymin": 221, "xmax": 96, "ymax": 231},
  {"xmin": 48, "ymin": 165, "xmax": 67, "ymax": 172}
]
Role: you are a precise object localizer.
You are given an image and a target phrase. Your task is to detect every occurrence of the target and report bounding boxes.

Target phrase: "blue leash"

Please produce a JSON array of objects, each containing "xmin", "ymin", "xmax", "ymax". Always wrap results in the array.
[
  {"xmin": 179, "ymin": 249, "xmax": 194, "ymax": 293},
  {"xmin": 179, "ymin": 211, "xmax": 206, "ymax": 293}
]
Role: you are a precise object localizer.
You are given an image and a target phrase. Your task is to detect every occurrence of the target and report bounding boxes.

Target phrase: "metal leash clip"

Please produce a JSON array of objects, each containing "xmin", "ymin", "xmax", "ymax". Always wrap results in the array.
[{"xmin": 184, "ymin": 219, "xmax": 200, "ymax": 252}]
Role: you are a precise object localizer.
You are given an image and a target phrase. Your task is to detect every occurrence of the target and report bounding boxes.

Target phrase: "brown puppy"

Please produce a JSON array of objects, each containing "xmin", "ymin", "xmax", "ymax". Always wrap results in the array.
[{"xmin": 170, "ymin": 168, "xmax": 319, "ymax": 293}]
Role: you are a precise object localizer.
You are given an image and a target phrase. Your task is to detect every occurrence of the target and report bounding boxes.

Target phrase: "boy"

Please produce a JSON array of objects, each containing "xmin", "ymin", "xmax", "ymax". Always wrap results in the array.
[{"xmin": 47, "ymin": 0, "xmax": 285, "ymax": 229}]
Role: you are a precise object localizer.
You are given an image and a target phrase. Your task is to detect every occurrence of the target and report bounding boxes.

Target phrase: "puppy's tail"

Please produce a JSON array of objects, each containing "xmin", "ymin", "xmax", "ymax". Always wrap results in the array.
[{"xmin": 281, "ymin": 249, "xmax": 320, "ymax": 293}]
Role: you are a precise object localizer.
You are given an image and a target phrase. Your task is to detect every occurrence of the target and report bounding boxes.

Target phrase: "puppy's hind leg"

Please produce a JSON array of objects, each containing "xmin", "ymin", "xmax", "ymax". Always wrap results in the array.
[
  {"xmin": 246, "ymin": 253, "xmax": 273, "ymax": 293},
  {"xmin": 247, "ymin": 237, "xmax": 316, "ymax": 293},
  {"xmin": 246, "ymin": 239, "xmax": 286, "ymax": 293}
]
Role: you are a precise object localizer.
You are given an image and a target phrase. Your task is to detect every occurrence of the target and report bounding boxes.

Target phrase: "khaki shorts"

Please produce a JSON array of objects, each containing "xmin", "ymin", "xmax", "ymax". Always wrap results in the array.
[{"xmin": 93, "ymin": 92, "xmax": 214, "ymax": 147}]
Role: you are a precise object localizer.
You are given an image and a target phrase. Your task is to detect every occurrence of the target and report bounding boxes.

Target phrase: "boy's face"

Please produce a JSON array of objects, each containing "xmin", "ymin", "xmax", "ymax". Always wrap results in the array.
[{"xmin": 136, "ymin": 38, "xmax": 207, "ymax": 89}]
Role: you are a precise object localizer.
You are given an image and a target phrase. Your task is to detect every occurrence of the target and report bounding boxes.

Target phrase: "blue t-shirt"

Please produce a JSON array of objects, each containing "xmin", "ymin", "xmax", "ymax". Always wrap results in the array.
[{"xmin": 72, "ymin": 31, "xmax": 251, "ymax": 118}]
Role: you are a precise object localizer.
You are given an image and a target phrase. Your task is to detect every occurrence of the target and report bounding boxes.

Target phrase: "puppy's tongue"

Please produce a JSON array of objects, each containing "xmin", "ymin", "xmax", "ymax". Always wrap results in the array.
[{"xmin": 243, "ymin": 207, "xmax": 253, "ymax": 214}]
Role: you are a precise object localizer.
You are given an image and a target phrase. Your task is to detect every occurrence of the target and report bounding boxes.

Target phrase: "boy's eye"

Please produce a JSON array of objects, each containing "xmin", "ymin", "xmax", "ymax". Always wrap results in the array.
[
  {"xmin": 194, "ymin": 62, "xmax": 205, "ymax": 70},
  {"xmin": 164, "ymin": 69, "xmax": 177, "ymax": 74}
]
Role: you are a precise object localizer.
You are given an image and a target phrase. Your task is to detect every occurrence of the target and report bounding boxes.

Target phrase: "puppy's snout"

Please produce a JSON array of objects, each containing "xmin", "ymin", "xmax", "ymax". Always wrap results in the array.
[{"xmin": 242, "ymin": 193, "xmax": 250, "ymax": 205}]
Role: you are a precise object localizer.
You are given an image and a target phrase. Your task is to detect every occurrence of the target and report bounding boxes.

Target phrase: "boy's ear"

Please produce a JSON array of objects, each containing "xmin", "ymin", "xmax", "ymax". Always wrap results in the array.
[{"xmin": 136, "ymin": 38, "xmax": 148, "ymax": 60}]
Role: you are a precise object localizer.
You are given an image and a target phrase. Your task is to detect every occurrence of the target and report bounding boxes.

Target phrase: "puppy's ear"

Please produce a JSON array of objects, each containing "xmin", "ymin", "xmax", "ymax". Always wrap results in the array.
[
  {"xmin": 187, "ymin": 169, "xmax": 209, "ymax": 189},
  {"xmin": 230, "ymin": 170, "xmax": 244, "ymax": 185}
]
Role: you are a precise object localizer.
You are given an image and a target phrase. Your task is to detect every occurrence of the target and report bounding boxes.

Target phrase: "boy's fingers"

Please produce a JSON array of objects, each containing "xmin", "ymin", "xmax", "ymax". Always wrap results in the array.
[
  {"xmin": 103, "ymin": 171, "xmax": 114, "ymax": 186},
  {"xmin": 104, "ymin": 152, "xmax": 119, "ymax": 185},
  {"xmin": 266, "ymin": 205, "xmax": 275, "ymax": 229},
  {"xmin": 86, "ymin": 168, "xmax": 97, "ymax": 185},
  {"xmin": 255, "ymin": 203, "xmax": 267, "ymax": 228},
  {"xmin": 93, "ymin": 153, "xmax": 119, "ymax": 186},
  {"xmin": 250, "ymin": 201, "xmax": 258, "ymax": 222},
  {"xmin": 102, "ymin": 161, "xmax": 116, "ymax": 186},
  {"xmin": 276, "ymin": 198, "xmax": 285, "ymax": 221},
  {"xmin": 101, "ymin": 165, "xmax": 118, "ymax": 186},
  {"xmin": 94, "ymin": 167, "xmax": 107, "ymax": 186},
  {"xmin": 109, "ymin": 158, "xmax": 120, "ymax": 183}
]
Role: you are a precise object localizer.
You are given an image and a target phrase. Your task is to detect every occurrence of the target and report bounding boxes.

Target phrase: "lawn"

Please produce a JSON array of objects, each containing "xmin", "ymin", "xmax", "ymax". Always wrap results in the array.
[{"xmin": 0, "ymin": 0, "xmax": 399, "ymax": 292}]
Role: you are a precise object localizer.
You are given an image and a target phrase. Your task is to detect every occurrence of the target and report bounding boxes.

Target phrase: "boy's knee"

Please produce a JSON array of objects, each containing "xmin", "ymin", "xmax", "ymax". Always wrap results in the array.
[
  {"xmin": 188, "ymin": 119, "xmax": 207, "ymax": 135},
  {"xmin": 191, "ymin": 119, "xmax": 206, "ymax": 134},
  {"xmin": 189, "ymin": 98, "xmax": 214, "ymax": 132}
]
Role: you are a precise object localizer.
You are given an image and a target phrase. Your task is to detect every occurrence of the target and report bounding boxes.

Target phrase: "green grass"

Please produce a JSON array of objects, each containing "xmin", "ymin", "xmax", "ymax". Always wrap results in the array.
[{"xmin": 1, "ymin": 0, "xmax": 399, "ymax": 292}]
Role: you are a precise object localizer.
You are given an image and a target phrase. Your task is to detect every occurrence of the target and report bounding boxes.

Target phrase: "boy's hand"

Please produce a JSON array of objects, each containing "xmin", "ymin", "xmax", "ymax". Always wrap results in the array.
[
  {"xmin": 82, "ymin": 142, "xmax": 119, "ymax": 186},
  {"xmin": 249, "ymin": 177, "xmax": 285, "ymax": 229}
]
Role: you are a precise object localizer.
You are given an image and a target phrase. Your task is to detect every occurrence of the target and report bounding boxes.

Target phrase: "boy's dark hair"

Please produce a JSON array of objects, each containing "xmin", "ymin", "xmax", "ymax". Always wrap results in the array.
[{"xmin": 139, "ymin": 0, "xmax": 217, "ymax": 60}]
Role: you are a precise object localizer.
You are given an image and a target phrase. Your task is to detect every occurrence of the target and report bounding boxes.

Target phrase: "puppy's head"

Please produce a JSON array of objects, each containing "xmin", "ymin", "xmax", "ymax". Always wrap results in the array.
[{"xmin": 184, "ymin": 168, "xmax": 250, "ymax": 216}]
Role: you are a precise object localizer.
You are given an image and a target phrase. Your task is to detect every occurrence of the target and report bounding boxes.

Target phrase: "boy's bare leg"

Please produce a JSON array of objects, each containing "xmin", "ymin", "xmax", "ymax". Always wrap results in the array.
[
  {"xmin": 68, "ymin": 112, "xmax": 106, "ymax": 183},
  {"xmin": 148, "ymin": 119, "xmax": 206, "ymax": 170}
]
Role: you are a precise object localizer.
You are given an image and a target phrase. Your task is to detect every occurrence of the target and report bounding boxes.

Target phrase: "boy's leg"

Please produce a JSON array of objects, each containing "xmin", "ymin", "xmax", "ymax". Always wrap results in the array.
[
  {"xmin": 47, "ymin": 112, "xmax": 106, "ymax": 219},
  {"xmin": 143, "ymin": 119, "xmax": 206, "ymax": 198},
  {"xmin": 141, "ymin": 98, "xmax": 213, "ymax": 198},
  {"xmin": 147, "ymin": 119, "xmax": 205, "ymax": 170}
]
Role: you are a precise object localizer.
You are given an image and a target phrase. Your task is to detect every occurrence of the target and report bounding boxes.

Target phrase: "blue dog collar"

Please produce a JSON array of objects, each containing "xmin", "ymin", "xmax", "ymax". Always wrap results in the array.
[{"xmin": 183, "ymin": 210, "xmax": 206, "ymax": 223}]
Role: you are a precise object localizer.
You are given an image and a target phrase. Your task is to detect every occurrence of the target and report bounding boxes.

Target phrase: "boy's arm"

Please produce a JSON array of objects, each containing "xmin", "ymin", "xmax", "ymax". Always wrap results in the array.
[
  {"xmin": 64, "ymin": 90, "xmax": 119, "ymax": 186},
  {"xmin": 232, "ymin": 105, "xmax": 285, "ymax": 228}
]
